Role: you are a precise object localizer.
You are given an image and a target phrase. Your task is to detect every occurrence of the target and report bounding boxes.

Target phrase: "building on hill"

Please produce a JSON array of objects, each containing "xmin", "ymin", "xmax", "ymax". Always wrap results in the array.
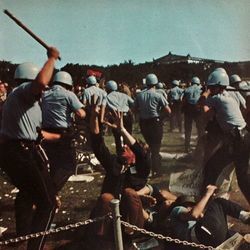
[{"xmin": 153, "ymin": 51, "xmax": 227, "ymax": 65}]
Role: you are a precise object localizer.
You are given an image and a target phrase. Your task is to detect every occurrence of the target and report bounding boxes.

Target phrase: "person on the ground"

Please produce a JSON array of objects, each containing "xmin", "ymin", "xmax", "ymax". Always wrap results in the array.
[
  {"xmin": 87, "ymin": 95, "xmax": 151, "ymax": 242},
  {"xmin": 166, "ymin": 185, "xmax": 250, "ymax": 247},
  {"xmin": 41, "ymin": 71, "xmax": 85, "ymax": 195},
  {"xmin": 0, "ymin": 47, "xmax": 60, "ymax": 250},
  {"xmin": 134, "ymin": 73, "xmax": 171, "ymax": 176}
]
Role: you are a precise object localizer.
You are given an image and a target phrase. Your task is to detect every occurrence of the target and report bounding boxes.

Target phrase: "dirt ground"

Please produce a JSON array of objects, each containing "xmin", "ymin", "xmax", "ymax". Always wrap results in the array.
[{"xmin": 0, "ymin": 126, "xmax": 249, "ymax": 250}]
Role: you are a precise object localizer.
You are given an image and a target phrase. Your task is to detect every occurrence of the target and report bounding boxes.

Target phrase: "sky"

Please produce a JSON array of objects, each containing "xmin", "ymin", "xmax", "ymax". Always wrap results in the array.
[{"xmin": 0, "ymin": 0, "xmax": 250, "ymax": 69}]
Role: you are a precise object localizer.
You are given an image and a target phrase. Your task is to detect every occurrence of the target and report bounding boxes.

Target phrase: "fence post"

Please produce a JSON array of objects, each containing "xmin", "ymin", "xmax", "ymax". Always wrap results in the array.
[{"xmin": 110, "ymin": 199, "xmax": 124, "ymax": 250}]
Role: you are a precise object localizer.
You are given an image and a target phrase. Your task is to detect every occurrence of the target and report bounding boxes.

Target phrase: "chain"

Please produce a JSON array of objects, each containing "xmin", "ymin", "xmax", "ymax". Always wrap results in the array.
[
  {"xmin": 0, "ymin": 214, "xmax": 110, "ymax": 246},
  {"xmin": 120, "ymin": 220, "xmax": 216, "ymax": 250}
]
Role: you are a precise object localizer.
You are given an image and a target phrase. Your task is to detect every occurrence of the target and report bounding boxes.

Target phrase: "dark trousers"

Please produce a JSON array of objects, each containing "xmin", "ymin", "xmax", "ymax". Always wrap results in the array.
[
  {"xmin": 183, "ymin": 104, "xmax": 205, "ymax": 151},
  {"xmin": 170, "ymin": 101, "xmax": 182, "ymax": 132},
  {"xmin": 43, "ymin": 138, "xmax": 76, "ymax": 193},
  {"xmin": 0, "ymin": 141, "xmax": 56, "ymax": 250},
  {"xmin": 112, "ymin": 112, "xmax": 133, "ymax": 156},
  {"xmin": 88, "ymin": 188, "xmax": 144, "ymax": 239},
  {"xmin": 140, "ymin": 117, "xmax": 163, "ymax": 174},
  {"xmin": 203, "ymin": 130, "xmax": 250, "ymax": 205},
  {"xmin": 195, "ymin": 198, "xmax": 243, "ymax": 247}
]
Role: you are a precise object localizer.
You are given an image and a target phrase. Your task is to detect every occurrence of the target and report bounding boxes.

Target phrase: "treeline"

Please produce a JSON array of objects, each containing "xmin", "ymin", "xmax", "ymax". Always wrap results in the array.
[{"xmin": 1, "ymin": 59, "xmax": 250, "ymax": 88}]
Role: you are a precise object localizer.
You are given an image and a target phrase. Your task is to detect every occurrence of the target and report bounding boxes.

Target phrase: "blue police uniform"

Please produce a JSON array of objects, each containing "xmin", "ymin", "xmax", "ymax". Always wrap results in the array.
[
  {"xmin": 135, "ymin": 88, "xmax": 169, "ymax": 174},
  {"xmin": 82, "ymin": 85, "xmax": 107, "ymax": 107},
  {"xmin": 156, "ymin": 88, "xmax": 168, "ymax": 101},
  {"xmin": 41, "ymin": 84, "xmax": 84, "ymax": 192},
  {"xmin": 168, "ymin": 86, "xmax": 184, "ymax": 132},
  {"xmin": 106, "ymin": 91, "xmax": 134, "ymax": 155},
  {"xmin": 0, "ymin": 82, "xmax": 56, "ymax": 249},
  {"xmin": 183, "ymin": 84, "xmax": 204, "ymax": 152},
  {"xmin": 203, "ymin": 90, "xmax": 250, "ymax": 204}
]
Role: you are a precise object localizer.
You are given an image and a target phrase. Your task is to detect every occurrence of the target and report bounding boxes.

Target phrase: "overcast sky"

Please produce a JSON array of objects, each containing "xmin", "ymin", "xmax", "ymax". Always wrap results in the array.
[{"xmin": 0, "ymin": 0, "xmax": 250, "ymax": 69}]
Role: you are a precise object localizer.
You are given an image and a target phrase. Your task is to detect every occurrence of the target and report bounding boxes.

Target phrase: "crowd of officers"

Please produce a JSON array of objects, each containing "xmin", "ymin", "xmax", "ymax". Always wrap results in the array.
[{"xmin": 0, "ymin": 46, "xmax": 249, "ymax": 250}]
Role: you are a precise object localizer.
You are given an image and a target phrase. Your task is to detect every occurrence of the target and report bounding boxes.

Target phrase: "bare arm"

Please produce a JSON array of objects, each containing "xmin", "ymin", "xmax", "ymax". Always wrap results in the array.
[
  {"xmin": 75, "ymin": 108, "xmax": 86, "ymax": 119},
  {"xmin": 164, "ymin": 105, "xmax": 171, "ymax": 114},
  {"xmin": 89, "ymin": 95, "xmax": 101, "ymax": 134},
  {"xmin": 190, "ymin": 185, "xmax": 217, "ymax": 219},
  {"xmin": 113, "ymin": 111, "xmax": 136, "ymax": 146},
  {"xmin": 32, "ymin": 47, "xmax": 60, "ymax": 95}
]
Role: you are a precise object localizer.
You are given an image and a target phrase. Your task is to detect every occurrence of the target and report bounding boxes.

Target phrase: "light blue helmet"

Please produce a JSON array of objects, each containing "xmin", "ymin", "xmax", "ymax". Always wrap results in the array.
[
  {"xmin": 106, "ymin": 80, "xmax": 118, "ymax": 91},
  {"xmin": 230, "ymin": 74, "xmax": 241, "ymax": 85},
  {"xmin": 214, "ymin": 67, "xmax": 227, "ymax": 73},
  {"xmin": 207, "ymin": 69, "xmax": 229, "ymax": 86},
  {"xmin": 14, "ymin": 62, "xmax": 40, "ymax": 80},
  {"xmin": 172, "ymin": 80, "xmax": 179, "ymax": 86},
  {"xmin": 191, "ymin": 76, "xmax": 200, "ymax": 85},
  {"xmin": 53, "ymin": 71, "xmax": 73, "ymax": 86},
  {"xmin": 86, "ymin": 75, "xmax": 97, "ymax": 85},
  {"xmin": 156, "ymin": 82, "xmax": 164, "ymax": 89},
  {"xmin": 146, "ymin": 73, "xmax": 158, "ymax": 86}
]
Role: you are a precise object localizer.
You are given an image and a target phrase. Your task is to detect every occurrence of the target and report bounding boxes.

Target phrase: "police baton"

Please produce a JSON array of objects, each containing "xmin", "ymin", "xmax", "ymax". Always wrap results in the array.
[{"xmin": 4, "ymin": 9, "xmax": 61, "ymax": 60}]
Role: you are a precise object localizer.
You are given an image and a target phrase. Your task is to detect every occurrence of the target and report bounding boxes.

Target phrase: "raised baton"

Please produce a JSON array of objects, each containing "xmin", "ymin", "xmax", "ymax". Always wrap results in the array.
[{"xmin": 4, "ymin": 9, "xmax": 61, "ymax": 60}]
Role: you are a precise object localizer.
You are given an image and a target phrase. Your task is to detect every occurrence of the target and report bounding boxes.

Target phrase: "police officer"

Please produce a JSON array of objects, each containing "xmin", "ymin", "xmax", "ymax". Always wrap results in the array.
[
  {"xmin": 105, "ymin": 80, "xmax": 134, "ymax": 155},
  {"xmin": 200, "ymin": 69, "xmax": 250, "ymax": 205},
  {"xmin": 135, "ymin": 73, "xmax": 171, "ymax": 176},
  {"xmin": 168, "ymin": 80, "xmax": 184, "ymax": 133},
  {"xmin": 182, "ymin": 76, "xmax": 204, "ymax": 152},
  {"xmin": 0, "ymin": 47, "xmax": 60, "ymax": 250},
  {"xmin": 41, "ymin": 71, "xmax": 85, "ymax": 193},
  {"xmin": 82, "ymin": 75, "xmax": 107, "ymax": 117},
  {"xmin": 156, "ymin": 82, "xmax": 168, "ymax": 101}
]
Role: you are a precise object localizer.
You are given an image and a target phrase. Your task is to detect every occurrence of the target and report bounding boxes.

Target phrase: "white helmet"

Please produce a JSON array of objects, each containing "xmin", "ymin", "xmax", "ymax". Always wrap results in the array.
[
  {"xmin": 207, "ymin": 69, "xmax": 229, "ymax": 87},
  {"xmin": 86, "ymin": 75, "xmax": 97, "ymax": 85},
  {"xmin": 146, "ymin": 73, "xmax": 158, "ymax": 86},
  {"xmin": 230, "ymin": 74, "xmax": 241, "ymax": 85},
  {"xmin": 214, "ymin": 67, "xmax": 227, "ymax": 74},
  {"xmin": 14, "ymin": 62, "xmax": 40, "ymax": 80},
  {"xmin": 106, "ymin": 80, "xmax": 118, "ymax": 91},
  {"xmin": 53, "ymin": 71, "xmax": 73, "ymax": 86},
  {"xmin": 172, "ymin": 80, "xmax": 180, "ymax": 86},
  {"xmin": 191, "ymin": 77, "xmax": 200, "ymax": 85},
  {"xmin": 156, "ymin": 82, "xmax": 164, "ymax": 89}
]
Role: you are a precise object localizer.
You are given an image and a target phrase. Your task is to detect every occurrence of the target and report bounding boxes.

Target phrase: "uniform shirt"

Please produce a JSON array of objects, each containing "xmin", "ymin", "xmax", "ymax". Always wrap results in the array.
[
  {"xmin": 41, "ymin": 85, "xmax": 83, "ymax": 128},
  {"xmin": 156, "ymin": 89, "xmax": 168, "ymax": 101},
  {"xmin": 183, "ymin": 84, "xmax": 202, "ymax": 105},
  {"xmin": 170, "ymin": 206, "xmax": 196, "ymax": 241},
  {"xmin": 106, "ymin": 91, "xmax": 134, "ymax": 113},
  {"xmin": 82, "ymin": 85, "xmax": 107, "ymax": 106},
  {"xmin": 168, "ymin": 86, "xmax": 184, "ymax": 102},
  {"xmin": 227, "ymin": 86, "xmax": 246, "ymax": 108},
  {"xmin": 0, "ymin": 82, "xmax": 41, "ymax": 140},
  {"xmin": 134, "ymin": 88, "xmax": 169, "ymax": 119},
  {"xmin": 206, "ymin": 90, "xmax": 246, "ymax": 132}
]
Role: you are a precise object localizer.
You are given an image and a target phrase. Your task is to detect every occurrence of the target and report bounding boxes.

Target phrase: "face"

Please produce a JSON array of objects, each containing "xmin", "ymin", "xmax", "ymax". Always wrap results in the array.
[{"xmin": 0, "ymin": 84, "xmax": 6, "ymax": 93}]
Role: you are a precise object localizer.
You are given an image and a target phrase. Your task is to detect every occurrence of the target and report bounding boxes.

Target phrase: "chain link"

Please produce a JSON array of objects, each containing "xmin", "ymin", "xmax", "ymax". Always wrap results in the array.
[
  {"xmin": 120, "ymin": 220, "xmax": 216, "ymax": 250},
  {"xmin": 0, "ymin": 214, "xmax": 110, "ymax": 246},
  {"xmin": 0, "ymin": 213, "xmax": 220, "ymax": 249}
]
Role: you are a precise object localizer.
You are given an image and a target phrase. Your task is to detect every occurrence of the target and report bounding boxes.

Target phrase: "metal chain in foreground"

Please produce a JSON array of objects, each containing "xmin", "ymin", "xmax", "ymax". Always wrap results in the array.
[
  {"xmin": 0, "ymin": 214, "xmax": 110, "ymax": 246},
  {"xmin": 120, "ymin": 220, "xmax": 216, "ymax": 250}
]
